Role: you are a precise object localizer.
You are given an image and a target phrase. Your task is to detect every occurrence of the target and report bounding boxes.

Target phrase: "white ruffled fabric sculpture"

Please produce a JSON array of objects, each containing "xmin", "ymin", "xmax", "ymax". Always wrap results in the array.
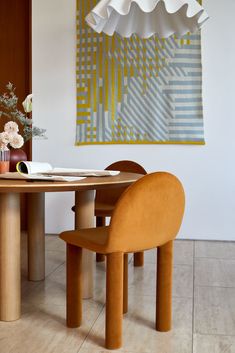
[{"xmin": 85, "ymin": 0, "xmax": 209, "ymax": 38}]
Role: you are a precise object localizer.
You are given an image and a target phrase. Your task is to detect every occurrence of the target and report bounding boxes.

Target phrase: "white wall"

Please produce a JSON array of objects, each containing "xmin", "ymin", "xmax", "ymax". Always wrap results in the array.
[{"xmin": 32, "ymin": 0, "xmax": 235, "ymax": 240}]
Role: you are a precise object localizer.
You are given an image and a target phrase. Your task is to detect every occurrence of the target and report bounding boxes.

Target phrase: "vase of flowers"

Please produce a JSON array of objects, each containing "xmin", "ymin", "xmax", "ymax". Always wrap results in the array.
[{"xmin": 0, "ymin": 83, "xmax": 46, "ymax": 172}]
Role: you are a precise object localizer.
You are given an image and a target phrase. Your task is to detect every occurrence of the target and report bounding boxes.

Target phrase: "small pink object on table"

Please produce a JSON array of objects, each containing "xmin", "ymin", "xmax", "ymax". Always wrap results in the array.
[
  {"xmin": 0, "ymin": 150, "xmax": 10, "ymax": 174},
  {"xmin": 0, "ymin": 161, "xmax": 10, "ymax": 174}
]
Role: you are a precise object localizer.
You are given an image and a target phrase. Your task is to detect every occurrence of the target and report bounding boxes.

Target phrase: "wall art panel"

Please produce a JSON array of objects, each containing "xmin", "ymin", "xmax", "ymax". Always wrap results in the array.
[{"xmin": 76, "ymin": 0, "xmax": 205, "ymax": 145}]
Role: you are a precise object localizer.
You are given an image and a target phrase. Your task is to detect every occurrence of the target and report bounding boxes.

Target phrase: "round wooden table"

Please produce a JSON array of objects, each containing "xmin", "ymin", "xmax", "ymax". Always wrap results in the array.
[{"xmin": 0, "ymin": 172, "xmax": 142, "ymax": 322}]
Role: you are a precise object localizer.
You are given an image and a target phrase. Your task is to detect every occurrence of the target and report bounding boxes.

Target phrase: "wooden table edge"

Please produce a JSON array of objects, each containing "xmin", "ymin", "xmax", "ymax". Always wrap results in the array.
[{"xmin": 0, "ymin": 172, "xmax": 143, "ymax": 193}]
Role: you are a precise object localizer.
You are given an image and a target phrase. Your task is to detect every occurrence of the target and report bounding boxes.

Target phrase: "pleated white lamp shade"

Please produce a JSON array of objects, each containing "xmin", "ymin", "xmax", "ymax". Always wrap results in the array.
[{"xmin": 85, "ymin": 0, "xmax": 209, "ymax": 38}]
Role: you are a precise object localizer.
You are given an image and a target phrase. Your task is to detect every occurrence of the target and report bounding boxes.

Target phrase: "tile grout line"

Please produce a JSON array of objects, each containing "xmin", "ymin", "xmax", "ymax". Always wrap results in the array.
[
  {"xmin": 192, "ymin": 240, "xmax": 195, "ymax": 353},
  {"xmin": 44, "ymin": 260, "xmax": 66, "ymax": 280},
  {"xmin": 193, "ymin": 332, "xmax": 235, "ymax": 338},
  {"xmin": 134, "ymin": 262, "xmax": 193, "ymax": 267},
  {"xmin": 21, "ymin": 252, "xmax": 66, "ymax": 299},
  {"xmin": 77, "ymin": 304, "xmax": 106, "ymax": 353},
  {"xmin": 195, "ymin": 284, "xmax": 235, "ymax": 290},
  {"xmin": 45, "ymin": 249, "xmax": 65, "ymax": 253},
  {"xmin": 195, "ymin": 255, "xmax": 235, "ymax": 261},
  {"xmin": 21, "ymin": 260, "xmax": 66, "ymax": 300}
]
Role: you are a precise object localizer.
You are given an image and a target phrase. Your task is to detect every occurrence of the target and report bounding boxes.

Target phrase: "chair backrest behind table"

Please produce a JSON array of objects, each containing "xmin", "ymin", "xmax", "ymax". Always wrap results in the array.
[{"xmin": 95, "ymin": 160, "xmax": 147, "ymax": 208}]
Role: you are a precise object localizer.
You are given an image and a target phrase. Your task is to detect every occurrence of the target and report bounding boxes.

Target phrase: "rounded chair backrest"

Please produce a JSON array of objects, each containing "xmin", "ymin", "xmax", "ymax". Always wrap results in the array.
[
  {"xmin": 107, "ymin": 172, "xmax": 185, "ymax": 253},
  {"xmin": 95, "ymin": 160, "xmax": 147, "ymax": 206}
]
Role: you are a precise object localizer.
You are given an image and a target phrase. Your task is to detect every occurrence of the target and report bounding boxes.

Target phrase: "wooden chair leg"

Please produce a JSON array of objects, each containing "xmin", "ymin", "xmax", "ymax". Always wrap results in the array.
[
  {"xmin": 134, "ymin": 251, "xmax": 144, "ymax": 267},
  {"xmin": 96, "ymin": 216, "xmax": 106, "ymax": 262},
  {"xmin": 123, "ymin": 253, "xmax": 128, "ymax": 314},
  {"xmin": 106, "ymin": 252, "xmax": 123, "ymax": 350},
  {"xmin": 156, "ymin": 240, "xmax": 173, "ymax": 332},
  {"xmin": 66, "ymin": 244, "xmax": 82, "ymax": 328},
  {"xmin": 96, "ymin": 253, "xmax": 105, "ymax": 262}
]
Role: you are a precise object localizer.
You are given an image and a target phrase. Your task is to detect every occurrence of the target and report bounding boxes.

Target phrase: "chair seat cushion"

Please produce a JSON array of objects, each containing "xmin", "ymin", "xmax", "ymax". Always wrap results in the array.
[
  {"xmin": 60, "ymin": 226, "xmax": 110, "ymax": 254},
  {"xmin": 95, "ymin": 202, "xmax": 114, "ymax": 217}
]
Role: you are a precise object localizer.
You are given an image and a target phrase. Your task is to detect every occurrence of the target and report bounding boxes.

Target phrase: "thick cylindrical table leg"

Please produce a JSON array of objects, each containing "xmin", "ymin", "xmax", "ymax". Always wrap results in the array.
[
  {"xmin": 27, "ymin": 193, "xmax": 45, "ymax": 281},
  {"xmin": 96, "ymin": 216, "xmax": 105, "ymax": 263},
  {"xmin": 106, "ymin": 252, "xmax": 123, "ymax": 349},
  {"xmin": 156, "ymin": 241, "xmax": 173, "ymax": 332},
  {"xmin": 75, "ymin": 190, "xmax": 95, "ymax": 299},
  {"xmin": 0, "ymin": 193, "xmax": 21, "ymax": 321},
  {"xmin": 96, "ymin": 252, "xmax": 105, "ymax": 262}
]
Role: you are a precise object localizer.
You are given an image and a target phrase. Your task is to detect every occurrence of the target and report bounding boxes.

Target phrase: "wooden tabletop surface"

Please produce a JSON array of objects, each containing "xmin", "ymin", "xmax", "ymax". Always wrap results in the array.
[{"xmin": 0, "ymin": 172, "xmax": 143, "ymax": 193}]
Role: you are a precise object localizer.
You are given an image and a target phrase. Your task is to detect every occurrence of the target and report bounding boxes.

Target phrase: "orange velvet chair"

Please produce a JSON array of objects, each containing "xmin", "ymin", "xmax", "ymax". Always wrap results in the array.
[
  {"xmin": 72, "ymin": 160, "xmax": 147, "ymax": 266},
  {"xmin": 61, "ymin": 172, "xmax": 185, "ymax": 350}
]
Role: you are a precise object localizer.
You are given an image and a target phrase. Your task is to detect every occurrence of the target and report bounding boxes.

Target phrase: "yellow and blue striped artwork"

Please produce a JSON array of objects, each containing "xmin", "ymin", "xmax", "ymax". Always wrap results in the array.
[{"xmin": 76, "ymin": 0, "xmax": 205, "ymax": 145}]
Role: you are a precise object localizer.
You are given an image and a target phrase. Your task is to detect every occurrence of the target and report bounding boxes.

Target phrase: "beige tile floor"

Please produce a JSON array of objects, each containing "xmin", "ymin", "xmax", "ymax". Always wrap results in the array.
[{"xmin": 1, "ymin": 234, "xmax": 235, "ymax": 353}]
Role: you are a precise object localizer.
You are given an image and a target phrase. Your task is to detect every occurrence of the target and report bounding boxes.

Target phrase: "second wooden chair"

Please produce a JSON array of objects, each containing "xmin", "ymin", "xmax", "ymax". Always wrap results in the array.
[{"xmin": 72, "ymin": 160, "xmax": 147, "ymax": 266}]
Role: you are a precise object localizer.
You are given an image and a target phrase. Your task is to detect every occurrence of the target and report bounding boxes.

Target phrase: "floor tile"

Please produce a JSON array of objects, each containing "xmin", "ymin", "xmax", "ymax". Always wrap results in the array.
[
  {"xmin": 193, "ymin": 333, "xmax": 235, "ymax": 353},
  {"xmin": 93, "ymin": 261, "xmax": 106, "ymax": 304},
  {"xmin": 128, "ymin": 263, "xmax": 193, "ymax": 298},
  {"xmin": 0, "ymin": 302, "xmax": 100, "ymax": 353},
  {"xmin": 174, "ymin": 240, "xmax": 194, "ymax": 266},
  {"xmin": 21, "ymin": 248, "xmax": 65, "ymax": 299},
  {"xmin": 195, "ymin": 241, "xmax": 235, "ymax": 260},
  {"xmin": 142, "ymin": 249, "xmax": 156, "ymax": 264},
  {"xmin": 80, "ymin": 295, "xmax": 192, "ymax": 353},
  {"xmin": 21, "ymin": 251, "xmax": 66, "ymax": 278},
  {"xmin": 195, "ymin": 258, "xmax": 235, "ymax": 287},
  {"xmin": 23, "ymin": 262, "xmax": 68, "ymax": 307},
  {"xmin": 46, "ymin": 234, "xmax": 66, "ymax": 252},
  {"xmin": 78, "ymin": 348, "xmax": 149, "ymax": 353},
  {"xmin": 3, "ymin": 236, "xmax": 235, "ymax": 353},
  {"xmin": 21, "ymin": 233, "xmax": 65, "ymax": 279},
  {"xmin": 194, "ymin": 286, "xmax": 235, "ymax": 335},
  {"xmin": 138, "ymin": 241, "xmax": 194, "ymax": 266},
  {"xmin": 172, "ymin": 265, "xmax": 193, "ymax": 298},
  {"xmin": 0, "ymin": 241, "xmax": 103, "ymax": 353}
]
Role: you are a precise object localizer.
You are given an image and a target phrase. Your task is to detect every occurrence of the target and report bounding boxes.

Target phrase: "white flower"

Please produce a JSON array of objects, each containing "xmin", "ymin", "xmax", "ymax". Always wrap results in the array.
[
  {"xmin": 0, "ymin": 131, "xmax": 11, "ymax": 145},
  {"xmin": 22, "ymin": 93, "xmax": 33, "ymax": 113},
  {"xmin": 0, "ymin": 142, "xmax": 9, "ymax": 152},
  {"xmin": 4, "ymin": 121, "xmax": 19, "ymax": 134},
  {"xmin": 9, "ymin": 134, "xmax": 24, "ymax": 149}
]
